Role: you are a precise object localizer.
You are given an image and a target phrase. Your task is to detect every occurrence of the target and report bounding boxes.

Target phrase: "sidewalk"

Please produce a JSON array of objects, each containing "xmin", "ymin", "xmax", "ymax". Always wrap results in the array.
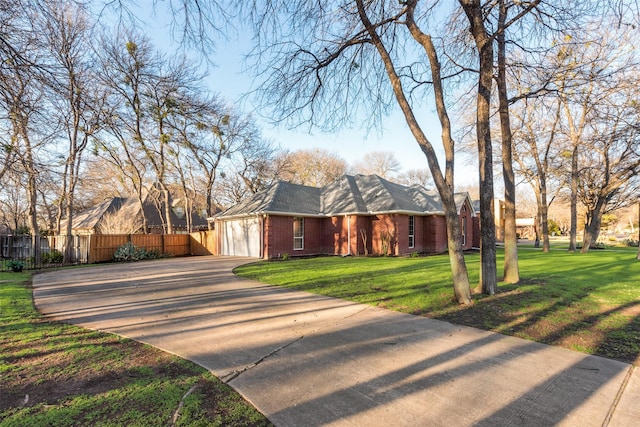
[{"xmin": 33, "ymin": 256, "xmax": 639, "ymax": 426}]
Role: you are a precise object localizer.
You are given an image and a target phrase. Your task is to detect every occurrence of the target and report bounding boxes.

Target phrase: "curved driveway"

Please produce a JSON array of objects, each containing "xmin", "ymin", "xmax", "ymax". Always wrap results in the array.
[{"xmin": 33, "ymin": 256, "xmax": 639, "ymax": 426}]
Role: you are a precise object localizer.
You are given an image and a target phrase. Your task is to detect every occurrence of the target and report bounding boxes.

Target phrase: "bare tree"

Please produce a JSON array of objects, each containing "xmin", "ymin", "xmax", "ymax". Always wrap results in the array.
[
  {"xmin": 577, "ymin": 112, "xmax": 640, "ymax": 251},
  {"xmin": 395, "ymin": 168, "xmax": 433, "ymax": 188},
  {"xmin": 279, "ymin": 148, "xmax": 347, "ymax": 187},
  {"xmin": 40, "ymin": 1, "xmax": 105, "ymax": 261},
  {"xmin": 458, "ymin": 0, "xmax": 504, "ymax": 294},
  {"xmin": 512, "ymin": 95, "xmax": 563, "ymax": 253},
  {"xmin": 172, "ymin": 100, "xmax": 262, "ymax": 217},
  {"xmin": 98, "ymin": 31, "xmax": 202, "ymax": 234},
  {"xmin": 234, "ymin": 138, "xmax": 284, "ymax": 195},
  {"xmin": 493, "ymin": 0, "xmax": 534, "ymax": 283},
  {"xmin": 0, "ymin": 170, "xmax": 29, "ymax": 232},
  {"xmin": 96, "ymin": 31, "xmax": 153, "ymax": 232},
  {"xmin": 246, "ymin": 1, "xmax": 473, "ymax": 303},
  {"xmin": 554, "ymin": 24, "xmax": 639, "ymax": 251},
  {"xmin": 74, "ymin": 156, "xmax": 131, "ymax": 207},
  {"xmin": 0, "ymin": 3, "xmax": 48, "ymax": 258},
  {"xmin": 352, "ymin": 150, "xmax": 400, "ymax": 179}
]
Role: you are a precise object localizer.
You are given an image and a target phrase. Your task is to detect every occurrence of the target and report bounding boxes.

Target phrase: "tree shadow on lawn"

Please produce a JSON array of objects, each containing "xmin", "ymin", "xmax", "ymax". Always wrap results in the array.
[{"xmin": 428, "ymin": 283, "xmax": 640, "ymax": 366}]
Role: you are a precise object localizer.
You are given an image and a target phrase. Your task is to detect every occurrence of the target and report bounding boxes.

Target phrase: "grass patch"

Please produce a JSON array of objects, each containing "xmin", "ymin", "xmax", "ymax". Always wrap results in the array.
[
  {"xmin": 0, "ymin": 272, "xmax": 272, "ymax": 427},
  {"xmin": 235, "ymin": 248, "xmax": 640, "ymax": 365}
]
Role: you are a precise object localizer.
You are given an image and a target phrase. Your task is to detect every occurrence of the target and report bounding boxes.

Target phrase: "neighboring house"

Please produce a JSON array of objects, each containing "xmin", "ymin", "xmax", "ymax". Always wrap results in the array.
[
  {"xmin": 471, "ymin": 199, "xmax": 509, "ymax": 247},
  {"xmin": 516, "ymin": 217, "xmax": 536, "ymax": 240},
  {"xmin": 65, "ymin": 189, "xmax": 208, "ymax": 235},
  {"xmin": 472, "ymin": 199, "xmax": 531, "ymax": 245},
  {"xmin": 213, "ymin": 174, "xmax": 475, "ymax": 258}
]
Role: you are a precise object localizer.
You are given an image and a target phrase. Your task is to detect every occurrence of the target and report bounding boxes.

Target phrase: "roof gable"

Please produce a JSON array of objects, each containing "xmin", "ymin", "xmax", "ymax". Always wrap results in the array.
[
  {"xmin": 355, "ymin": 175, "xmax": 424, "ymax": 213},
  {"xmin": 68, "ymin": 197, "xmax": 125, "ymax": 231},
  {"xmin": 322, "ymin": 175, "xmax": 368, "ymax": 215}
]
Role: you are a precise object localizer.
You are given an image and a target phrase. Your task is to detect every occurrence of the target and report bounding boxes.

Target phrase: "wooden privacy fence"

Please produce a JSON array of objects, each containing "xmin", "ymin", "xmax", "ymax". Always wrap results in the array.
[
  {"xmin": 189, "ymin": 230, "xmax": 218, "ymax": 256},
  {"xmin": 88, "ymin": 231, "xmax": 217, "ymax": 263}
]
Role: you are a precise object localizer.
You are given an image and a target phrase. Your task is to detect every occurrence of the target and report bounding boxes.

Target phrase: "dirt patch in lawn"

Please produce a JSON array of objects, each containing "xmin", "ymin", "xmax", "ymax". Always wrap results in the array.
[
  {"xmin": 2, "ymin": 332, "xmax": 181, "ymax": 411},
  {"xmin": 0, "ymin": 318, "xmax": 272, "ymax": 426}
]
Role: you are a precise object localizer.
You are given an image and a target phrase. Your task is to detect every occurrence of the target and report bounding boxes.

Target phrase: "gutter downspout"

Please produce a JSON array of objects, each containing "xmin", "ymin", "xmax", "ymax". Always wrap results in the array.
[{"xmin": 260, "ymin": 214, "xmax": 265, "ymax": 259}]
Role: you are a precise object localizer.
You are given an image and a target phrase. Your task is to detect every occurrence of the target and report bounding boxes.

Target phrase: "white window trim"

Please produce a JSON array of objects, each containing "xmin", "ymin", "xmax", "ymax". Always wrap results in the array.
[
  {"xmin": 293, "ymin": 217, "xmax": 304, "ymax": 250},
  {"xmin": 408, "ymin": 215, "xmax": 415, "ymax": 249}
]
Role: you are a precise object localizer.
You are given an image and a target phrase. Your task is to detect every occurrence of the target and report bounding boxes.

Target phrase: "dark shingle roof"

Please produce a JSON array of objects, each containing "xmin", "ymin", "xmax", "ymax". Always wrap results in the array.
[
  {"xmin": 406, "ymin": 186, "xmax": 445, "ymax": 213},
  {"xmin": 217, "ymin": 174, "xmax": 471, "ymax": 219},
  {"xmin": 220, "ymin": 181, "xmax": 323, "ymax": 218},
  {"xmin": 69, "ymin": 198, "xmax": 125, "ymax": 231},
  {"xmin": 357, "ymin": 175, "xmax": 424, "ymax": 213},
  {"xmin": 322, "ymin": 175, "xmax": 369, "ymax": 215}
]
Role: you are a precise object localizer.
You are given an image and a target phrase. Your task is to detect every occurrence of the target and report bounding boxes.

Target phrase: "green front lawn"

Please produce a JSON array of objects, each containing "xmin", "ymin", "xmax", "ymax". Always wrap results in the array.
[
  {"xmin": 0, "ymin": 272, "xmax": 272, "ymax": 427},
  {"xmin": 235, "ymin": 248, "xmax": 640, "ymax": 365}
]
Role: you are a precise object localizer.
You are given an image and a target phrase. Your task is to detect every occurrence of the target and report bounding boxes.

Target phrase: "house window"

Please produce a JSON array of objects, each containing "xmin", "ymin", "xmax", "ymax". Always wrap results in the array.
[
  {"xmin": 461, "ymin": 216, "xmax": 467, "ymax": 246},
  {"xmin": 293, "ymin": 217, "xmax": 304, "ymax": 250},
  {"xmin": 408, "ymin": 215, "xmax": 415, "ymax": 248}
]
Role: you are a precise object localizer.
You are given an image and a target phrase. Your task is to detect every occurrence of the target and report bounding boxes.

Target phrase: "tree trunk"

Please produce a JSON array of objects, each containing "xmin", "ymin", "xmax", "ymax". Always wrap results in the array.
[
  {"xmin": 581, "ymin": 199, "xmax": 606, "ymax": 252},
  {"xmin": 444, "ymin": 205, "xmax": 474, "ymax": 304},
  {"xmin": 63, "ymin": 142, "xmax": 78, "ymax": 264},
  {"xmin": 64, "ymin": 194, "xmax": 74, "ymax": 264},
  {"xmin": 359, "ymin": 0, "xmax": 472, "ymax": 304},
  {"xmin": 637, "ymin": 201, "xmax": 639, "ymax": 260},
  {"xmin": 159, "ymin": 184, "xmax": 173, "ymax": 234},
  {"xmin": 461, "ymin": 0, "xmax": 498, "ymax": 294},
  {"xmin": 540, "ymin": 202, "xmax": 550, "ymax": 252},
  {"xmin": 497, "ymin": 1, "xmax": 519, "ymax": 283},
  {"xmin": 18, "ymin": 121, "xmax": 40, "ymax": 264},
  {"xmin": 26, "ymin": 161, "xmax": 40, "ymax": 266},
  {"xmin": 568, "ymin": 145, "xmax": 579, "ymax": 252},
  {"xmin": 538, "ymin": 181, "xmax": 550, "ymax": 252}
]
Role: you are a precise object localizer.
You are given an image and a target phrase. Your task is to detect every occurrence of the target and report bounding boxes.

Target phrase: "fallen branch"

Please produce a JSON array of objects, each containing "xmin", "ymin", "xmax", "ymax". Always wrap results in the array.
[{"xmin": 170, "ymin": 384, "xmax": 199, "ymax": 427}]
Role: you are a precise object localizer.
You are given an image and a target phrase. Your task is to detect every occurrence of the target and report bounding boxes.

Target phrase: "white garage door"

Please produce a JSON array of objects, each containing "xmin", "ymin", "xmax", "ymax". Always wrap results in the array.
[{"xmin": 221, "ymin": 217, "xmax": 261, "ymax": 257}]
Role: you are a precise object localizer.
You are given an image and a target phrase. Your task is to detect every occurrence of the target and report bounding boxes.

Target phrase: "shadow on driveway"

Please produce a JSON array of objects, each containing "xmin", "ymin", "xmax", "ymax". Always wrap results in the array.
[{"xmin": 33, "ymin": 256, "xmax": 639, "ymax": 426}]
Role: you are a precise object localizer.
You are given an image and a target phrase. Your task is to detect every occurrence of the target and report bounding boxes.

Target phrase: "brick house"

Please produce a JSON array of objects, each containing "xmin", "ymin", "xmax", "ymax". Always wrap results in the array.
[{"xmin": 213, "ymin": 174, "xmax": 475, "ymax": 259}]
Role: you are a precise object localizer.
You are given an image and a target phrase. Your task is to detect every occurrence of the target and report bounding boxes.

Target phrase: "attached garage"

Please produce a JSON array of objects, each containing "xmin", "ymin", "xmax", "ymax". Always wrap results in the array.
[{"xmin": 220, "ymin": 217, "xmax": 261, "ymax": 258}]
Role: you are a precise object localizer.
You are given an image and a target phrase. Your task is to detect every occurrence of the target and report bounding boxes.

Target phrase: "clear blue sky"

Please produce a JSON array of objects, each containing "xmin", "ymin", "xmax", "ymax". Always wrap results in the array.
[
  {"xmin": 132, "ymin": 4, "xmax": 480, "ymax": 187},
  {"xmin": 207, "ymin": 36, "xmax": 480, "ymax": 187}
]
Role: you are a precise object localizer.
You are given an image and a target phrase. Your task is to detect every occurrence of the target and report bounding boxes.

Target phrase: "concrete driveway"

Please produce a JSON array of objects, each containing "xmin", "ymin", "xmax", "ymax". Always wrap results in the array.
[{"xmin": 33, "ymin": 256, "xmax": 639, "ymax": 426}]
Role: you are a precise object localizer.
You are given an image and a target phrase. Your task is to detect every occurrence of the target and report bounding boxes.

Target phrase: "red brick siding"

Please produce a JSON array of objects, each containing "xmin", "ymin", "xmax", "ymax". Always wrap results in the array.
[
  {"xmin": 472, "ymin": 216, "xmax": 480, "ymax": 248},
  {"xmin": 395, "ymin": 215, "xmax": 408, "ymax": 254},
  {"xmin": 264, "ymin": 215, "xmax": 326, "ymax": 258},
  {"xmin": 420, "ymin": 198, "xmax": 475, "ymax": 254},
  {"xmin": 390, "ymin": 215, "xmax": 430, "ymax": 255},
  {"xmin": 322, "ymin": 215, "xmax": 369, "ymax": 256},
  {"xmin": 459, "ymin": 200, "xmax": 474, "ymax": 250},
  {"xmin": 354, "ymin": 216, "xmax": 371, "ymax": 256},
  {"xmin": 260, "ymin": 210, "xmax": 467, "ymax": 258},
  {"xmin": 263, "ymin": 215, "xmax": 288, "ymax": 259},
  {"xmin": 303, "ymin": 217, "xmax": 326, "ymax": 254},
  {"xmin": 324, "ymin": 216, "xmax": 343, "ymax": 255},
  {"xmin": 371, "ymin": 214, "xmax": 397, "ymax": 255},
  {"xmin": 424, "ymin": 215, "xmax": 448, "ymax": 253}
]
